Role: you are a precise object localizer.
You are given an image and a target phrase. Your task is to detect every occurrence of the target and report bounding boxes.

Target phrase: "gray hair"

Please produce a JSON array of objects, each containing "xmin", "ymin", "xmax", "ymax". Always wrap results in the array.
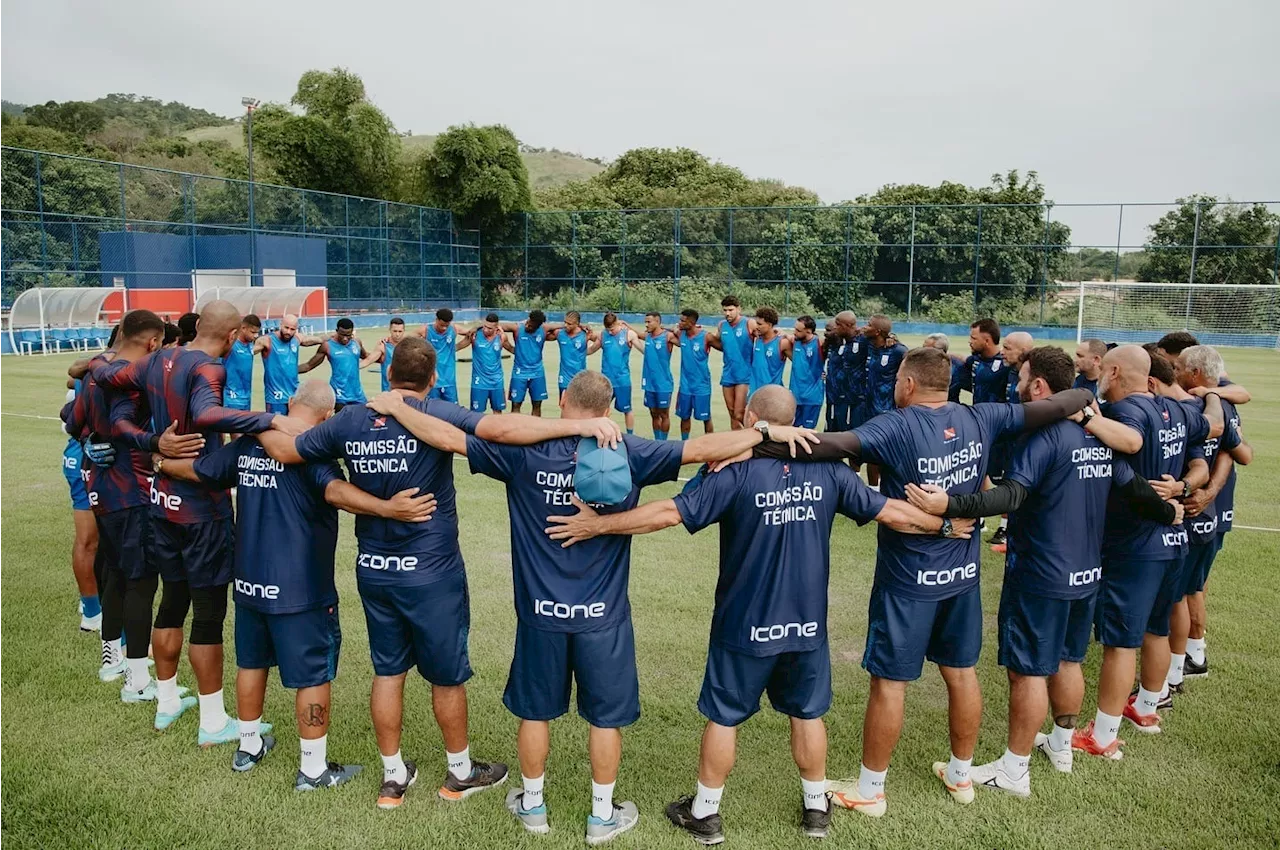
[
  {"xmin": 293, "ymin": 379, "xmax": 336, "ymax": 413},
  {"xmin": 924, "ymin": 332, "xmax": 949, "ymax": 353},
  {"xmin": 563, "ymin": 371, "xmax": 614, "ymax": 416},
  {"xmin": 1180, "ymin": 345, "xmax": 1224, "ymax": 385}
]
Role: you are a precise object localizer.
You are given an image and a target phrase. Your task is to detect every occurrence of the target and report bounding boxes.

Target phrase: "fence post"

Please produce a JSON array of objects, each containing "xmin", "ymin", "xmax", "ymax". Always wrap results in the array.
[
  {"xmin": 673, "ymin": 209, "xmax": 682, "ymax": 313},
  {"xmin": 784, "ymin": 207, "xmax": 792, "ymax": 313},
  {"xmin": 908, "ymin": 205, "xmax": 916, "ymax": 321},
  {"xmin": 1076, "ymin": 279, "xmax": 1086, "ymax": 344},
  {"xmin": 843, "ymin": 206, "xmax": 852, "ymax": 311},
  {"xmin": 727, "ymin": 207, "xmax": 735, "ymax": 293},
  {"xmin": 1272, "ymin": 218, "xmax": 1280, "ymax": 287},
  {"xmin": 1113, "ymin": 205, "xmax": 1124, "ymax": 282},
  {"xmin": 186, "ymin": 176, "xmax": 196, "ymax": 278},
  {"xmin": 419, "ymin": 207, "xmax": 426, "ymax": 302},
  {"xmin": 972, "ymin": 206, "xmax": 983, "ymax": 317},
  {"xmin": 620, "ymin": 212, "xmax": 627, "ymax": 313},
  {"xmin": 34, "ymin": 151, "xmax": 48, "ymax": 288},
  {"xmin": 1039, "ymin": 204, "xmax": 1051, "ymax": 324},
  {"xmin": 523, "ymin": 213, "xmax": 531, "ymax": 303},
  {"xmin": 1185, "ymin": 201, "xmax": 1202, "ymax": 329},
  {"xmin": 344, "ymin": 196, "xmax": 351, "ymax": 300},
  {"xmin": 571, "ymin": 212, "xmax": 579, "ymax": 308}
]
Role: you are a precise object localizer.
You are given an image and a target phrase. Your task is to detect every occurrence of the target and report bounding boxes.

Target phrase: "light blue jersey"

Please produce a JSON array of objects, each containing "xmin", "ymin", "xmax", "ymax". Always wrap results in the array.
[
  {"xmin": 557, "ymin": 329, "xmax": 589, "ymax": 389},
  {"xmin": 678, "ymin": 328, "xmax": 712, "ymax": 396},
  {"xmin": 427, "ymin": 324, "xmax": 458, "ymax": 388},
  {"xmin": 263, "ymin": 333, "xmax": 301, "ymax": 408},
  {"xmin": 329, "ymin": 337, "xmax": 366, "ymax": 405},
  {"xmin": 471, "ymin": 329, "xmax": 505, "ymax": 390},
  {"xmin": 718, "ymin": 317, "xmax": 753, "ymax": 387},
  {"xmin": 749, "ymin": 335, "xmax": 784, "ymax": 396},
  {"xmin": 789, "ymin": 336, "xmax": 825, "ymax": 406},
  {"xmin": 379, "ymin": 339, "xmax": 397, "ymax": 392},
  {"xmin": 224, "ymin": 338, "xmax": 255, "ymax": 410},
  {"xmin": 641, "ymin": 330, "xmax": 674, "ymax": 393},
  {"xmin": 513, "ymin": 324, "xmax": 546, "ymax": 378},
  {"xmin": 600, "ymin": 327, "xmax": 632, "ymax": 388}
]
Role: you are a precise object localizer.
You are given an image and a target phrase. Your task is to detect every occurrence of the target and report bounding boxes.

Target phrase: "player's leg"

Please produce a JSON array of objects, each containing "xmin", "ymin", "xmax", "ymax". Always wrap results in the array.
[
  {"xmin": 658, "ymin": 396, "xmax": 672, "ymax": 438},
  {"xmin": 767, "ymin": 645, "xmax": 833, "ymax": 837},
  {"xmin": 71, "ymin": 509, "xmax": 100, "ymax": 630},
  {"xmin": 356, "ymin": 577, "xmax": 416, "ymax": 808},
  {"xmin": 1037, "ymin": 592, "xmax": 1094, "ymax": 772},
  {"xmin": 489, "ymin": 388, "xmax": 506, "ymax": 415},
  {"xmin": 1131, "ymin": 557, "xmax": 1180, "ymax": 731},
  {"xmin": 1084, "ymin": 558, "xmax": 1151, "ymax": 755},
  {"xmin": 1184, "ymin": 540, "xmax": 1217, "ymax": 677},
  {"xmin": 470, "ymin": 385, "xmax": 489, "ymax": 413},
  {"xmin": 184, "ymin": 518, "xmax": 236, "ymax": 745},
  {"xmin": 115, "ymin": 508, "xmax": 161, "ymax": 702},
  {"xmin": 613, "ymin": 387, "xmax": 634, "ymax": 435},
  {"xmin": 724, "ymin": 384, "xmax": 747, "ymax": 430},
  {"xmin": 92, "ymin": 518, "xmax": 126, "ymax": 680},
  {"xmin": 574, "ymin": 620, "xmax": 640, "ymax": 844},
  {"xmin": 697, "ymin": 394, "xmax": 714, "ymax": 434},
  {"xmin": 503, "ymin": 622, "xmax": 570, "ymax": 833},
  {"xmin": 509, "ymin": 376, "xmax": 526, "ymax": 414},
  {"xmin": 233, "ymin": 667, "xmax": 270, "ymax": 766},
  {"xmin": 928, "ymin": 586, "xmax": 983, "ymax": 803},
  {"xmin": 676, "ymin": 392, "xmax": 693, "ymax": 441},
  {"xmin": 531, "ymin": 375, "xmax": 547, "ymax": 417}
]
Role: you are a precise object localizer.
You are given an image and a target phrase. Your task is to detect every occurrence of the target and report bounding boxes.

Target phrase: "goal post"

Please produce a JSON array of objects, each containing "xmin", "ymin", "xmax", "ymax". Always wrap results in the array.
[{"xmin": 1074, "ymin": 281, "xmax": 1280, "ymax": 349}]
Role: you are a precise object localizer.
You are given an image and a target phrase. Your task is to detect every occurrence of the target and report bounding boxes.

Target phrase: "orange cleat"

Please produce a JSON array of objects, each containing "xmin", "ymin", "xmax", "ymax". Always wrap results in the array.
[{"xmin": 1071, "ymin": 721, "xmax": 1125, "ymax": 760}]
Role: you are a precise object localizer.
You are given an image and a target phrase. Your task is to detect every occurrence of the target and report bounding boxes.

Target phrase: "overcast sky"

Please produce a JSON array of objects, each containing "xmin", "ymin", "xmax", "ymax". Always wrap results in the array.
[{"xmin": 4, "ymin": 0, "xmax": 1278, "ymax": 245}]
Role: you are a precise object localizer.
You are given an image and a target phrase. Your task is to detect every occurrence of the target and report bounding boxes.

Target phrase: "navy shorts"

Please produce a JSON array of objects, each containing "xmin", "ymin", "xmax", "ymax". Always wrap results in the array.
[
  {"xmin": 824, "ymin": 403, "xmax": 853, "ymax": 433},
  {"xmin": 510, "ymin": 375, "xmax": 548, "ymax": 404},
  {"xmin": 612, "ymin": 385, "xmax": 633, "ymax": 414},
  {"xmin": 1145, "ymin": 555, "xmax": 1190, "ymax": 637},
  {"xmin": 503, "ymin": 618, "xmax": 639, "ymax": 728},
  {"xmin": 63, "ymin": 442, "xmax": 91, "ymax": 511},
  {"xmin": 224, "ymin": 398, "xmax": 251, "ymax": 412},
  {"xmin": 863, "ymin": 584, "xmax": 983, "ymax": 681},
  {"xmin": 848, "ymin": 399, "xmax": 870, "ymax": 429},
  {"xmin": 1095, "ymin": 557, "xmax": 1169, "ymax": 648},
  {"xmin": 151, "ymin": 517, "xmax": 234, "ymax": 588},
  {"xmin": 266, "ymin": 401, "xmax": 290, "ymax": 415},
  {"xmin": 698, "ymin": 641, "xmax": 832, "ymax": 727},
  {"xmin": 235, "ymin": 602, "xmax": 342, "ymax": 689},
  {"xmin": 794, "ymin": 404, "xmax": 822, "ymax": 429},
  {"xmin": 643, "ymin": 390, "xmax": 671, "ymax": 410},
  {"xmin": 429, "ymin": 385, "xmax": 459, "ymax": 404},
  {"xmin": 97, "ymin": 506, "xmax": 156, "ymax": 582},
  {"xmin": 998, "ymin": 584, "xmax": 1097, "ymax": 676},
  {"xmin": 1183, "ymin": 541, "xmax": 1221, "ymax": 596},
  {"xmin": 676, "ymin": 392, "xmax": 712, "ymax": 422},
  {"xmin": 470, "ymin": 387, "xmax": 506, "ymax": 413},
  {"xmin": 357, "ymin": 569, "xmax": 472, "ymax": 684}
]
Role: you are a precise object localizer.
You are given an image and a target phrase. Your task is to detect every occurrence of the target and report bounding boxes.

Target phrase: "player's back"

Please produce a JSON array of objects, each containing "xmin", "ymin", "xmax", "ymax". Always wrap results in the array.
[{"xmin": 66, "ymin": 357, "xmax": 152, "ymax": 515}]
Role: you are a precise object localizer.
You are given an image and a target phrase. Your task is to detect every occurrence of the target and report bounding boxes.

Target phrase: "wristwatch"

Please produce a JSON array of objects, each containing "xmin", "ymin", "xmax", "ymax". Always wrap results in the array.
[
  {"xmin": 1181, "ymin": 479, "xmax": 1192, "ymax": 499},
  {"xmin": 753, "ymin": 420, "xmax": 771, "ymax": 442},
  {"xmin": 939, "ymin": 517, "xmax": 954, "ymax": 538},
  {"xmin": 152, "ymin": 454, "xmax": 165, "ymax": 475},
  {"xmin": 1080, "ymin": 407, "xmax": 1097, "ymax": 427}
]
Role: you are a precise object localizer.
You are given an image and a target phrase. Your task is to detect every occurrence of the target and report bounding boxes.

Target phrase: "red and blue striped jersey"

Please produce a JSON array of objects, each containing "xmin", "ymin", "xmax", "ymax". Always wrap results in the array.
[
  {"xmin": 91, "ymin": 348, "xmax": 276, "ymax": 524},
  {"xmin": 61, "ymin": 356, "xmax": 154, "ymax": 515}
]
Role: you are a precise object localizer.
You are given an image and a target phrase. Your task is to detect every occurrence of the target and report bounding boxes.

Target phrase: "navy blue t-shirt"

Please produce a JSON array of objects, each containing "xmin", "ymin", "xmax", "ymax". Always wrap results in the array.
[
  {"xmin": 961, "ymin": 352, "xmax": 1007, "ymax": 404},
  {"xmin": 1004, "ymin": 421, "xmax": 1135, "ymax": 599},
  {"xmin": 866, "ymin": 342, "xmax": 908, "ymax": 415},
  {"xmin": 1073, "ymin": 373, "xmax": 1098, "ymax": 396},
  {"xmin": 295, "ymin": 398, "xmax": 482, "ymax": 585},
  {"xmin": 855, "ymin": 402, "xmax": 1024, "ymax": 600},
  {"xmin": 195, "ymin": 436, "xmax": 343, "ymax": 613},
  {"xmin": 1184, "ymin": 397, "xmax": 1240, "ymax": 545},
  {"xmin": 1216, "ymin": 400, "xmax": 1242, "ymax": 535},
  {"xmin": 1101, "ymin": 394, "xmax": 1209, "ymax": 561},
  {"xmin": 674, "ymin": 460, "xmax": 886, "ymax": 656},
  {"xmin": 467, "ymin": 434, "xmax": 684, "ymax": 633}
]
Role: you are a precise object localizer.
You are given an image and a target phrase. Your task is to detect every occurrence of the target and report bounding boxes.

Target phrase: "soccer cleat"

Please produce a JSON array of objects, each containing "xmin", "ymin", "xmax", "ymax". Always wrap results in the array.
[
  {"xmin": 1129, "ymin": 687, "xmax": 1174, "ymax": 712},
  {"xmin": 586, "ymin": 800, "xmax": 639, "ymax": 845},
  {"xmin": 665, "ymin": 796, "xmax": 726, "ymax": 845},
  {"xmin": 1071, "ymin": 721, "xmax": 1124, "ymax": 760},
  {"xmin": 438, "ymin": 760, "xmax": 508, "ymax": 801},
  {"xmin": 1183, "ymin": 654, "xmax": 1209, "ymax": 678},
  {"xmin": 198, "ymin": 718, "xmax": 273, "ymax": 748},
  {"xmin": 377, "ymin": 760, "xmax": 418, "ymax": 809},
  {"xmin": 296, "ymin": 762, "xmax": 363, "ymax": 791},
  {"xmin": 969, "ymin": 761, "xmax": 1031, "ymax": 799},
  {"xmin": 801, "ymin": 795, "xmax": 833, "ymax": 839},
  {"xmin": 99, "ymin": 659, "xmax": 126, "ymax": 682},
  {"xmin": 931, "ymin": 762, "xmax": 974, "ymax": 804},
  {"xmin": 1033, "ymin": 733, "xmax": 1073, "ymax": 773},
  {"xmin": 1122, "ymin": 702, "xmax": 1163, "ymax": 734},
  {"xmin": 988, "ymin": 527, "xmax": 1008, "ymax": 552},
  {"xmin": 154, "ymin": 695, "xmax": 198, "ymax": 731},
  {"xmin": 504, "ymin": 788, "xmax": 550, "ymax": 835},
  {"xmin": 80, "ymin": 612, "xmax": 103, "ymax": 632},
  {"xmin": 121, "ymin": 681, "xmax": 157, "ymax": 703},
  {"xmin": 827, "ymin": 780, "xmax": 886, "ymax": 818},
  {"xmin": 232, "ymin": 735, "xmax": 276, "ymax": 772}
]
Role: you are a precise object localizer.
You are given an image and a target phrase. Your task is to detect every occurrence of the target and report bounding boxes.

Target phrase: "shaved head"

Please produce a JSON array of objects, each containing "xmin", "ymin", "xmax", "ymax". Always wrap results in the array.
[
  {"xmin": 196, "ymin": 300, "xmax": 242, "ymax": 339},
  {"xmin": 562, "ymin": 371, "xmax": 614, "ymax": 418},
  {"xmin": 1098, "ymin": 343, "xmax": 1151, "ymax": 402},
  {"xmin": 746, "ymin": 385, "xmax": 797, "ymax": 427},
  {"xmin": 1002, "ymin": 331, "xmax": 1034, "ymax": 367},
  {"xmin": 290, "ymin": 379, "xmax": 336, "ymax": 423}
]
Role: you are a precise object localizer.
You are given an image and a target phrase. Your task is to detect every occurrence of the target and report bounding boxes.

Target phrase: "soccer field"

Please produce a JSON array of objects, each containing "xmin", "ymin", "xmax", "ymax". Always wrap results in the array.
[{"xmin": 2, "ymin": 338, "xmax": 1279, "ymax": 850}]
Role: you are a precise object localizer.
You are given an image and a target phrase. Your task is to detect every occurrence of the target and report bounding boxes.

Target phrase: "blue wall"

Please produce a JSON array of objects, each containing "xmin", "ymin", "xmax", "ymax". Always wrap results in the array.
[{"xmin": 97, "ymin": 232, "xmax": 327, "ymax": 289}]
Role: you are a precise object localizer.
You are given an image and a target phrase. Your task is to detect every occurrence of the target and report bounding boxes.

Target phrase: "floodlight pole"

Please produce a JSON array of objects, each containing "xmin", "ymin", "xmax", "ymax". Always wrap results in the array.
[{"xmin": 243, "ymin": 97, "xmax": 260, "ymax": 287}]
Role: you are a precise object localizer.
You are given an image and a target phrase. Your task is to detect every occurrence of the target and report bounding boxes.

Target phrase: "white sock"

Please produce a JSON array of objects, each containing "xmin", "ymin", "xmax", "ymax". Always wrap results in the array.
[
  {"xmin": 857, "ymin": 764, "xmax": 886, "ymax": 800},
  {"xmin": 198, "ymin": 689, "xmax": 230, "ymax": 734},
  {"xmin": 382, "ymin": 750, "xmax": 406, "ymax": 783},
  {"xmin": 125, "ymin": 657, "xmax": 152, "ymax": 692},
  {"xmin": 691, "ymin": 781, "xmax": 723, "ymax": 819},
  {"xmin": 1168, "ymin": 653, "xmax": 1185, "ymax": 687},
  {"xmin": 1049, "ymin": 723, "xmax": 1074, "ymax": 753},
  {"xmin": 1094, "ymin": 710, "xmax": 1122, "ymax": 747},
  {"xmin": 1187, "ymin": 637, "xmax": 1206, "ymax": 665},
  {"xmin": 103, "ymin": 638, "xmax": 122, "ymax": 665},
  {"xmin": 1001, "ymin": 748, "xmax": 1030, "ymax": 780},
  {"xmin": 447, "ymin": 746, "xmax": 472, "ymax": 781},
  {"xmin": 1136, "ymin": 686, "xmax": 1161, "ymax": 716},
  {"xmin": 998, "ymin": 516, "xmax": 1009, "ymax": 531},
  {"xmin": 521, "ymin": 773, "xmax": 545, "ymax": 811},
  {"xmin": 156, "ymin": 675, "xmax": 180, "ymax": 716},
  {"xmin": 300, "ymin": 735, "xmax": 327, "ymax": 779},
  {"xmin": 801, "ymin": 777, "xmax": 828, "ymax": 811},
  {"xmin": 945, "ymin": 754, "xmax": 972, "ymax": 787},
  {"xmin": 239, "ymin": 716, "xmax": 263, "ymax": 755},
  {"xmin": 591, "ymin": 780, "xmax": 615, "ymax": 821}
]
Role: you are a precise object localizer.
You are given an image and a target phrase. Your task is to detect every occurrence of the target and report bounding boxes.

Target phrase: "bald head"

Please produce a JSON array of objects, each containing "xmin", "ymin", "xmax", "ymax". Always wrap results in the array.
[
  {"xmin": 196, "ymin": 300, "xmax": 242, "ymax": 339},
  {"xmin": 1098, "ymin": 343, "xmax": 1151, "ymax": 402},
  {"xmin": 279, "ymin": 313, "xmax": 300, "ymax": 341},
  {"xmin": 1002, "ymin": 332, "xmax": 1034, "ymax": 367},
  {"xmin": 288, "ymin": 379, "xmax": 336, "ymax": 424},
  {"xmin": 835, "ymin": 310, "xmax": 857, "ymax": 339},
  {"xmin": 746, "ymin": 385, "xmax": 797, "ymax": 427}
]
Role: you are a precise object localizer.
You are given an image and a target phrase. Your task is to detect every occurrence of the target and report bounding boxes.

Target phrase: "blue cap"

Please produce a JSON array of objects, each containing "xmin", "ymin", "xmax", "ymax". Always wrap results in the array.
[{"xmin": 575, "ymin": 437, "xmax": 633, "ymax": 506}]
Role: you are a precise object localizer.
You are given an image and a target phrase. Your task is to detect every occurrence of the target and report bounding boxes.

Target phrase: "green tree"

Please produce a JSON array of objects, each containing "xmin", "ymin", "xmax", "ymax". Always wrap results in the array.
[
  {"xmin": 413, "ymin": 124, "xmax": 532, "ymax": 231},
  {"xmin": 1140, "ymin": 196, "xmax": 1279, "ymax": 286},
  {"xmin": 24, "ymin": 100, "xmax": 107, "ymax": 137}
]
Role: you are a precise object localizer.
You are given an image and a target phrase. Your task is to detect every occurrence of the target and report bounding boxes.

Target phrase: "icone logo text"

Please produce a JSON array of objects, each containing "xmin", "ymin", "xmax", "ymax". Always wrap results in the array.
[
  {"xmin": 235, "ymin": 579, "xmax": 280, "ymax": 599},
  {"xmin": 1068, "ymin": 567, "xmax": 1102, "ymax": 587},
  {"xmin": 358, "ymin": 553, "xmax": 419, "ymax": 571},
  {"xmin": 750, "ymin": 621, "xmax": 819, "ymax": 643},
  {"xmin": 917, "ymin": 562, "xmax": 978, "ymax": 586},
  {"xmin": 534, "ymin": 599, "xmax": 606, "ymax": 619}
]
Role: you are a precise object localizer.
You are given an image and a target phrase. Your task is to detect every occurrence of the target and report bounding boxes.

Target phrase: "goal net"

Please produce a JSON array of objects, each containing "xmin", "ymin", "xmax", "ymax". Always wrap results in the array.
[{"xmin": 1074, "ymin": 282, "xmax": 1280, "ymax": 348}]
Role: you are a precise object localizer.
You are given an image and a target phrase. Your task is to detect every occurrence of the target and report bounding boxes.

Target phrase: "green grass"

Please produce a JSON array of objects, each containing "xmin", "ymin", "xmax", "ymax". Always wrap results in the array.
[{"xmin": 2, "ymin": 339, "xmax": 1279, "ymax": 850}]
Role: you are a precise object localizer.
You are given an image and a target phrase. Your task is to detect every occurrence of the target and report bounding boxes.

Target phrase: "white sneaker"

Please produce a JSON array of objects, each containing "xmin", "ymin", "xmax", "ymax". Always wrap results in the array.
[
  {"xmin": 828, "ymin": 779, "xmax": 887, "ymax": 817},
  {"xmin": 1034, "ymin": 733, "xmax": 1073, "ymax": 773},
  {"xmin": 80, "ymin": 612, "xmax": 103, "ymax": 632},
  {"xmin": 969, "ymin": 761, "xmax": 1031, "ymax": 799}
]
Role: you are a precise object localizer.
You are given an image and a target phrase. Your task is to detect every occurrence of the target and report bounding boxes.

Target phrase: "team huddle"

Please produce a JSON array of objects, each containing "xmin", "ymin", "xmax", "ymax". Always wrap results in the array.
[{"xmin": 58, "ymin": 294, "xmax": 1253, "ymax": 845}]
